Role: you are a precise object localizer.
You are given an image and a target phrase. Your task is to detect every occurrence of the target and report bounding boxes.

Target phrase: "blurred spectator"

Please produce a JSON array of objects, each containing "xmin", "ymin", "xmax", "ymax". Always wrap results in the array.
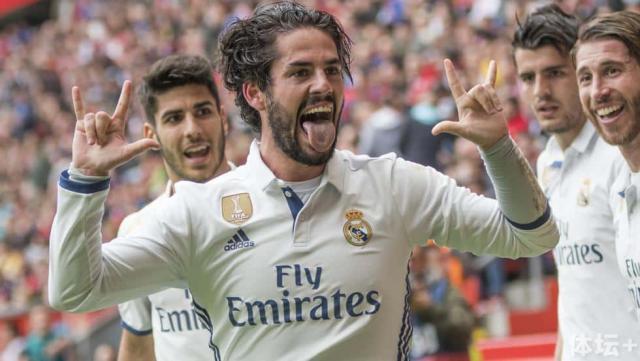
[
  {"xmin": 409, "ymin": 245, "xmax": 475, "ymax": 360},
  {"xmin": 0, "ymin": 321, "xmax": 24, "ymax": 361},
  {"xmin": 22, "ymin": 306, "xmax": 73, "ymax": 361}
]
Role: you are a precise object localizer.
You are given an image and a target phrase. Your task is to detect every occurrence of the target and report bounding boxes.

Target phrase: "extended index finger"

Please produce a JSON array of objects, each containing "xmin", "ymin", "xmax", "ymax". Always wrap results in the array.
[
  {"xmin": 484, "ymin": 60, "xmax": 497, "ymax": 87},
  {"xmin": 112, "ymin": 80, "xmax": 132, "ymax": 120},
  {"xmin": 72, "ymin": 86, "xmax": 85, "ymax": 121},
  {"xmin": 443, "ymin": 59, "xmax": 466, "ymax": 100}
]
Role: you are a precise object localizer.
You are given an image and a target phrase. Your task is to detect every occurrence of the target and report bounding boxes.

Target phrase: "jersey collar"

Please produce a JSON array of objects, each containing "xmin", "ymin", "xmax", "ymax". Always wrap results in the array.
[{"xmin": 245, "ymin": 140, "xmax": 345, "ymax": 193}]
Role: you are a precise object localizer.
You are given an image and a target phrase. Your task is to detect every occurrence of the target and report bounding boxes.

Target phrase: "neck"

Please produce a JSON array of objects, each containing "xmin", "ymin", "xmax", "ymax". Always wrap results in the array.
[
  {"xmin": 555, "ymin": 121, "xmax": 585, "ymax": 151},
  {"xmin": 213, "ymin": 158, "xmax": 232, "ymax": 177},
  {"xmin": 259, "ymin": 135, "xmax": 325, "ymax": 182},
  {"xmin": 620, "ymin": 135, "xmax": 640, "ymax": 172}
]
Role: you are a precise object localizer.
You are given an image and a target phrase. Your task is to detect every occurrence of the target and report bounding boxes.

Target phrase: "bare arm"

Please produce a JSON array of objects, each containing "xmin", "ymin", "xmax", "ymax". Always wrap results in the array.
[{"xmin": 118, "ymin": 330, "xmax": 156, "ymax": 361}]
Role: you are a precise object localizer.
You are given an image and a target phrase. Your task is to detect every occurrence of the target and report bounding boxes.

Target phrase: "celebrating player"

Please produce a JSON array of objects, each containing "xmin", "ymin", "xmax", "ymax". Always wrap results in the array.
[
  {"xmin": 49, "ymin": 2, "xmax": 558, "ymax": 360},
  {"xmin": 512, "ymin": 5, "xmax": 637, "ymax": 360},
  {"xmin": 115, "ymin": 55, "xmax": 231, "ymax": 361},
  {"xmin": 574, "ymin": 11, "xmax": 640, "ymax": 325}
]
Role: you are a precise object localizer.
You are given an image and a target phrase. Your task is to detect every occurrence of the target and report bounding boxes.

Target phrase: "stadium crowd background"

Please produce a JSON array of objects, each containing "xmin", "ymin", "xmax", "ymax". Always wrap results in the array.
[{"xmin": 1, "ymin": 0, "xmax": 637, "ymax": 360}]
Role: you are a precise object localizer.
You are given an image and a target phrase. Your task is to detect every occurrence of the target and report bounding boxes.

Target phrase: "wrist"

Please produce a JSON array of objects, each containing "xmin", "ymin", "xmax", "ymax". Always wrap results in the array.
[{"xmin": 70, "ymin": 163, "xmax": 109, "ymax": 177}]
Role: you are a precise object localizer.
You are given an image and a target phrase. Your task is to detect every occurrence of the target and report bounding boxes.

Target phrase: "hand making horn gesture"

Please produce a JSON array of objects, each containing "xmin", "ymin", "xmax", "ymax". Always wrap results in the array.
[
  {"xmin": 432, "ymin": 59, "xmax": 508, "ymax": 150},
  {"xmin": 70, "ymin": 81, "xmax": 159, "ymax": 176}
]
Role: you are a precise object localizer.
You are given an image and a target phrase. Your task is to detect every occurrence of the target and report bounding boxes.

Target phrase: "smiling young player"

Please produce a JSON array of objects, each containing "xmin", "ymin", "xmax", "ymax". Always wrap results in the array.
[
  {"xmin": 116, "ymin": 54, "xmax": 231, "ymax": 361},
  {"xmin": 512, "ymin": 6, "xmax": 636, "ymax": 360}
]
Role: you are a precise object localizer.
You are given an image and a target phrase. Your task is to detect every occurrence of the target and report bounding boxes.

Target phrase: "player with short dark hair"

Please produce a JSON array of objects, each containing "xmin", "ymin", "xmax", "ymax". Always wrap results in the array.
[
  {"xmin": 49, "ymin": 2, "xmax": 558, "ymax": 360},
  {"xmin": 116, "ymin": 54, "xmax": 231, "ymax": 361}
]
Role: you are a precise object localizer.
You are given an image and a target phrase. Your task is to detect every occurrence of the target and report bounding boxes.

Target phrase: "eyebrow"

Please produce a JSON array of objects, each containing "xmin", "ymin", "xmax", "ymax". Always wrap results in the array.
[
  {"xmin": 578, "ymin": 59, "xmax": 627, "ymax": 74},
  {"xmin": 159, "ymin": 100, "xmax": 215, "ymax": 121},
  {"xmin": 286, "ymin": 58, "xmax": 341, "ymax": 68}
]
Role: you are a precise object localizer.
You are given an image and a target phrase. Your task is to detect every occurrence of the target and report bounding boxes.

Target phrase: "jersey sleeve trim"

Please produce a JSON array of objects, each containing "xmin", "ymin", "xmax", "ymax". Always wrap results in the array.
[
  {"xmin": 506, "ymin": 203, "xmax": 551, "ymax": 230},
  {"xmin": 120, "ymin": 321, "xmax": 153, "ymax": 336},
  {"xmin": 59, "ymin": 170, "xmax": 110, "ymax": 194}
]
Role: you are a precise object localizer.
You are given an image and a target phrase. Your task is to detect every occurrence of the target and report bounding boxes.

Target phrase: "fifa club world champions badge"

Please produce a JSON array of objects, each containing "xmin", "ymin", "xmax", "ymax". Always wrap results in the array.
[
  {"xmin": 222, "ymin": 193, "xmax": 253, "ymax": 225},
  {"xmin": 343, "ymin": 209, "xmax": 373, "ymax": 246}
]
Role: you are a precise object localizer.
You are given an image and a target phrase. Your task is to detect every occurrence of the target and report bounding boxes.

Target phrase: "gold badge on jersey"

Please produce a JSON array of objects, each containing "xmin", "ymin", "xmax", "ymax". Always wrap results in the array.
[
  {"xmin": 221, "ymin": 193, "xmax": 253, "ymax": 225},
  {"xmin": 577, "ymin": 178, "xmax": 591, "ymax": 207},
  {"xmin": 343, "ymin": 209, "xmax": 373, "ymax": 246}
]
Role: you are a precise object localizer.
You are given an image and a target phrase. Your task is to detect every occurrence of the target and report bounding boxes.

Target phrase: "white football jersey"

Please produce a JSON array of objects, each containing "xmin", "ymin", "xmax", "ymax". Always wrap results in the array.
[
  {"xmin": 117, "ymin": 184, "xmax": 212, "ymax": 361},
  {"xmin": 50, "ymin": 140, "xmax": 557, "ymax": 361},
  {"xmin": 537, "ymin": 122, "xmax": 639, "ymax": 360},
  {"xmin": 612, "ymin": 165, "xmax": 640, "ymax": 323}
]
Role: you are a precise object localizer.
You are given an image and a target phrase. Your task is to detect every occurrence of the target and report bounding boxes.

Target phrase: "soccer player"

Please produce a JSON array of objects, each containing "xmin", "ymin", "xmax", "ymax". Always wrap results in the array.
[
  {"xmin": 512, "ymin": 5, "xmax": 637, "ymax": 360},
  {"xmin": 574, "ymin": 11, "xmax": 640, "ymax": 327},
  {"xmin": 48, "ymin": 2, "xmax": 558, "ymax": 360},
  {"xmin": 116, "ymin": 55, "xmax": 231, "ymax": 360}
]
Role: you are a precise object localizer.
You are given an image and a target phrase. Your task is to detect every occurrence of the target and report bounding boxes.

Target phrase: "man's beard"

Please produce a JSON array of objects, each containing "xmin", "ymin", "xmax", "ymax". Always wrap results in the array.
[
  {"xmin": 590, "ymin": 94, "xmax": 640, "ymax": 146},
  {"xmin": 159, "ymin": 134, "xmax": 225, "ymax": 183},
  {"xmin": 266, "ymin": 95, "xmax": 339, "ymax": 166}
]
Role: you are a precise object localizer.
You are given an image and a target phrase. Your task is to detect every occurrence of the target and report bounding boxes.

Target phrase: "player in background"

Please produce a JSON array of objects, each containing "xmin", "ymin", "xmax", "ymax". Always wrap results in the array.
[
  {"xmin": 116, "ymin": 54, "xmax": 231, "ymax": 361},
  {"xmin": 574, "ymin": 10, "xmax": 640, "ymax": 329},
  {"xmin": 48, "ymin": 2, "xmax": 558, "ymax": 359},
  {"xmin": 513, "ymin": 5, "xmax": 637, "ymax": 360}
]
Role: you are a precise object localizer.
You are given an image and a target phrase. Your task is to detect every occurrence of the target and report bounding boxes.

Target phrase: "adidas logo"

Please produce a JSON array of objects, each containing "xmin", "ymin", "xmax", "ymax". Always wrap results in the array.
[{"xmin": 224, "ymin": 229, "xmax": 255, "ymax": 252}]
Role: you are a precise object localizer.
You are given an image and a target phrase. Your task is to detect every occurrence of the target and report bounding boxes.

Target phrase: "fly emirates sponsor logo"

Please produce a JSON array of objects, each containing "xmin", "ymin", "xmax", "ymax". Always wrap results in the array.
[{"xmin": 226, "ymin": 264, "xmax": 381, "ymax": 327}]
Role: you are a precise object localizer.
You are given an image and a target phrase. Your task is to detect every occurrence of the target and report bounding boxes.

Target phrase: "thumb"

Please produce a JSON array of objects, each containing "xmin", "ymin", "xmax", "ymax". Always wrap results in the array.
[
  {"xmin": 431, "ymin": 120, "xmax": 465, "ymax": 137},
  {"xmin": 122, "ymin": 138, "xmax": 160, "ymax": 160}
]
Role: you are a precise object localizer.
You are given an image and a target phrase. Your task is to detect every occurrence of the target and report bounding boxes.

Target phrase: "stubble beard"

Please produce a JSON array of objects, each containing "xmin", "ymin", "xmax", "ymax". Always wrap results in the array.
[
  {"xmin": 159, "ymin": 133, "xmax": 226, "ymax": 183},
  {"xmin": 589, "ymin": 94, "xmax": 640, "ymax": 146}
]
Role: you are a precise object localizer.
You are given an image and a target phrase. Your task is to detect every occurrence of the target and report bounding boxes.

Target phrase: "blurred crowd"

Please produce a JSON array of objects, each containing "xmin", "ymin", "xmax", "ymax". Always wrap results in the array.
[{"xmin": 0, "ymin": 0, "xmax": 634, "ymax": 359}]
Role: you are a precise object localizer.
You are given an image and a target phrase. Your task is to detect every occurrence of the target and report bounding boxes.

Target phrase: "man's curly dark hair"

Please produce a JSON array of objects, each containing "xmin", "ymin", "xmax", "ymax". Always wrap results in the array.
[{"xmin": 217, "ymin": 1, "xmax": 352, "ymax": 133}]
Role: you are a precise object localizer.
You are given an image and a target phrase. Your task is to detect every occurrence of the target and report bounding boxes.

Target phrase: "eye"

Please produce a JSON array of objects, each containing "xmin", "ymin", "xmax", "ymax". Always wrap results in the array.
[
  {"xmin": 519, "ymin": 73, "xmax": 533, "ymax": 84},
  {"xmin": 548, "ymin": 69, "xmax": 563, "ymax": 78},
  {"xmin": 604, "ymin": 66, "xmax": 621, "ymax": 77},
  {"xmin": 291, "ymin": 69, "xmax": 310, "ymax": 78},
  {"xmin": 196, "ymin": 107, "xmax": 213, "ymax": 117},
  {"xmin": 165, "ymin": 114, "xmax": 182, "ymax": 124},
  {"xmin": 326, "ymin": 66, "xmax": 341, "ymax": 76},
  {"xmin": 578, "ymin": 73, "xmax": 592, "ymax": 85}
]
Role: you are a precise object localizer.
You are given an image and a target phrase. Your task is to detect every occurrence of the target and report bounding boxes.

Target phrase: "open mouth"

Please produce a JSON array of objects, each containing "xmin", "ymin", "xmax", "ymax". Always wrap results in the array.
[
  {"xmin": 299, "ymin": 104, "xmax": 334, "ymax": 131},
  {"xmin": 535, "ymin": 104, "xmax": 559, "ymax": 118},
  {"xmin": 595, "ymin": 104, "xmax": 624, "ymax": 123},
  {"xmin": 184, "ymin": 144, "xmax": 210, "ymax": 159},
  {"xmin": 297, "ymin": 102, "xmax": 336, "ymax": 152}
]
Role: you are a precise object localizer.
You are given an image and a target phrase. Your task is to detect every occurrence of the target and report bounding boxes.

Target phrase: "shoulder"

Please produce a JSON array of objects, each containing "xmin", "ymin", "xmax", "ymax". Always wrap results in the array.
[
  {"xmin": 118, "ymin": 195, "xmax": 168, "ymax": 236},
  {"xmin": 333, "ymin": 149, "xmax": 400, "ymax": 171}
]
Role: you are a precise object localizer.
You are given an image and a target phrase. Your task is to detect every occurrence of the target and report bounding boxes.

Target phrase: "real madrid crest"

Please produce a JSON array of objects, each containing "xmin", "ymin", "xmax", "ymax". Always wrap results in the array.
[
  {"xmin": 577, "ymin": 178, "xmax": 591, "ymax": 207},
  {"xmin": 221, "ymin": 193, "xmax": 253, "ymax": 225},
  {"xmin": 342, "ymin": 209, "xmax": 373, "ymax": 246}
]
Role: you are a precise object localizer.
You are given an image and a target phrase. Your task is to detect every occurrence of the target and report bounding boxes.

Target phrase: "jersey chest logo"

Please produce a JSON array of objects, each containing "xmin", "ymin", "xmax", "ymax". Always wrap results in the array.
[
  {"xmin": 343, "ymin": 209, "xmax": 373, "ymax": 246},
  {"xmin": 221, "ymin": 193, "xmax": 253, "ymax": 225},
  {"xmin": 576, "ymin": 178, "xmax": 591, "ymax": 207}
]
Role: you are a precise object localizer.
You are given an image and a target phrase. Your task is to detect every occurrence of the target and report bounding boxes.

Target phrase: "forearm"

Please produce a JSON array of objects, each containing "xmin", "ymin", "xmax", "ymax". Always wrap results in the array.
[
  {"xmin": 480, "ymin": 136, "xmax": 548, "ymax": 224},
  {"xmin": 118, "ymin": 331, "xmax": 156, "ymax": 361},
  {"xmin": 49, "ymin": 172, "xmax": 185, "ymax": 312},
  {"xmin": 48, "ymin": 172, "xmax": 112, "ymax": 312}
]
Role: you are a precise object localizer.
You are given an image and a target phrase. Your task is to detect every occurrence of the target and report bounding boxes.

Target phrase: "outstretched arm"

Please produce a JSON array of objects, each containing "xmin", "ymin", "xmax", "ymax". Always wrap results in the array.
[
  {"xmin": 48, "ymin": 83, "xmax": 186, "ymax": 312},
  {"xmin": 393, "ymin": 60, "xmax": 557, "ymax": 257}
]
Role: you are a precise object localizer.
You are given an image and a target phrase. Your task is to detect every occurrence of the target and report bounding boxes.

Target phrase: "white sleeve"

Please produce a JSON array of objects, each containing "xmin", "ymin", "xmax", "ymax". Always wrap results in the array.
[
  {"xmin": 48, "ymin": 170, "xmax": 191, "ymax": 312},
  {"xmin": 115, "ymin": 211, "xmax": 153, "ymax": 336},
  {"xmin": 118, "ymin": 297, "xmax": 153, "ymax": 335},
  {"xmin": 391, "ymin": 157, "xmax": 558, "ymax": 258}
]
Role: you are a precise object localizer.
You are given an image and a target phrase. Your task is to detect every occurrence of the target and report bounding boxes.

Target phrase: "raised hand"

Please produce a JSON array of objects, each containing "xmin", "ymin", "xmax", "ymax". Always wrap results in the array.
[
  {"xmin": 71, "ymin": 81, "xmax": 159, "ymax": 176},
  {"xmin": 432, "ymin": 59, "xmax": 508, "ymax": 150}
]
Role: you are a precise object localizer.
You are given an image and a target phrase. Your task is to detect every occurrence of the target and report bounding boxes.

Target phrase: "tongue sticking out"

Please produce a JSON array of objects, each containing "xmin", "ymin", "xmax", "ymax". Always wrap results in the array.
[{"xmin": 302, "ymin": 120, "xmax": 336, "ymax": 152}]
